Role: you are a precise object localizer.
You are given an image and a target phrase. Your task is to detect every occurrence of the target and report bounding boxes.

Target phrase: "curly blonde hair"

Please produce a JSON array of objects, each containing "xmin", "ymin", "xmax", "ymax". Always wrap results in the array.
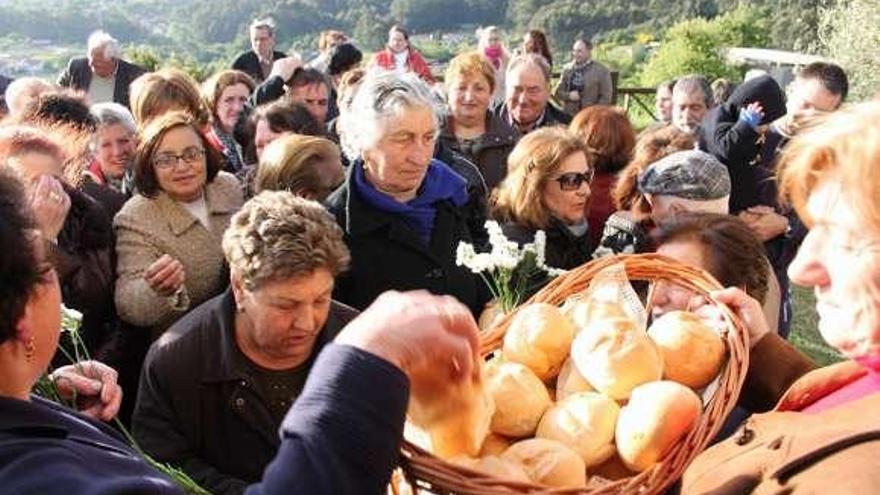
[{"xmin": 222, "ymin": 191, "xmax": 350, "ymax": 291}]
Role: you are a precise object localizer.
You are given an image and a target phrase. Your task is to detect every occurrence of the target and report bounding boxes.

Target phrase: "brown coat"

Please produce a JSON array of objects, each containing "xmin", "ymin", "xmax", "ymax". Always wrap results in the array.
[
  {"xmin": 683, "ymin": 358, "xmax": 880, "ymax": 494},
  {"xmin": 113, "ymin": 172, "xmax": 243, "ymax": 337},
  {"xmin": 553, "ymin": 59, "xmax": 613, "ymax": 116}
]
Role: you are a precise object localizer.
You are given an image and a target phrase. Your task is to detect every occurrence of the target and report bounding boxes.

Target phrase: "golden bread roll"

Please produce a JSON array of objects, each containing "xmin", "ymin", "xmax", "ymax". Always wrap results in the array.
[
  {"xmin": 555, "ymin": 356, "xmax": 595, "ymax": 401},
  {"xmin": 648, "ymin": 311, "xmax": 726, "ymax": 389},
  {"xmin": 450, "ymin": 455, "xmax": 532, "ymax": 483},
  {"xmin": 485, "ymin": 361, "xmax": 552, "ymax": 437},
  {"xmin": 407, "ymin": 369, "xmax": 495, "ymax": 459},
  {"xmin": 503, "ymin": 303, "xmax": 576, "ymax": 381},
  {"xmin": 615, "ymin": 380, "xmax": 702, "ymax": 472},
  {"xmin": 571, "ymin": 317, "xmax": 663, "ymax": 400},
  {"xmin": 502, "ymin": 438, "xmax": 587, "ymax": 488},
  {"xmin": 536, "ymin": 392, "xmax": 620, "ymax": 467}
]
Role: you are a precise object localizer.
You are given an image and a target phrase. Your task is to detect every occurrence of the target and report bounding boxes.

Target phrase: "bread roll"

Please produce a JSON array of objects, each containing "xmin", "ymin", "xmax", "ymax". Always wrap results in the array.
[
  {"xmin": 555, "ymin": 357, "xmax": 595, "ymax": 401},
  {"xmin": 615, "ymin": 381, "xmax": 702, "ymax": 472},
  {"xmin": 503, "ymin": 438, "xmax": 587, "ymax": 488},
  {"xmin": 485, "ymin": 361, "xmax": 552, "ymax": 437},
  {"xmin": 450, "ymin": 455, "xmax": 532, "ymax": 483},
  {"xmin": 571, "ymin": 317, "xmax": 663, "ymax": 400},
  {"xmin": 479, "ymin": 303, "xmax": 507, "ymax": 332},
  {"xmin": 503, "ymin": 303, "xmax": 575, "ymax": 381},
  {"xmin": 648, "ymin": 311, "xmax": 726, "ymax": 389},
  {"xmin": 536, "ymin": 392, "xmax": 619, "ymax": 467},
  {"xmin": 407, "ymin": 370, "xmax": 495, "ymax": 459}
]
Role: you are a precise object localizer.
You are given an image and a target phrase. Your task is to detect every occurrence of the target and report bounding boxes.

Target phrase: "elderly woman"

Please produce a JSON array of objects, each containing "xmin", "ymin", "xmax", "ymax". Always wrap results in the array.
[
  {"xmin": 492, "ymin": 127, "xmax": 594, "ymax": 291},
  {"xmin": 679, "ymin": 101, "xmax": 880, "ymax": 492},
  {"xmin": 569, "ymin": 105, "xmax": 636, "ymax": 249},
  {"xmin": 0, "ymin": 126, "xmax": 118, "ymax": 361},
  {"xmin": 201, "ymin": 70, "xmax": 256, "ymax": 174},
  {"xmin": 114, "ymin": 111, "xmax": 243, "ymax": 337},
  {"xmin": 83, "ymin": 102, "xmax": 137, "ymax": 215},
  {"xmin": 0, "ymin": 159, "xmax": 487, "ymax": 494},
  {"xmin": 439, "ymin": 51, "xmax": 517, "ymax": 190},
  {"xmin": 328, "ymin": 71, "xmax": 489, "ymax": 315},
  {"xmin": 255, "ymin": 134, "xmax": 344, "ymax": 201},
  {"xmin": 133, "ymin": 192, "xmax": 358, "ymax": 493},
  {"xmin": 370, "ymin": 25, "xmax": 435, "ymax": 84}
]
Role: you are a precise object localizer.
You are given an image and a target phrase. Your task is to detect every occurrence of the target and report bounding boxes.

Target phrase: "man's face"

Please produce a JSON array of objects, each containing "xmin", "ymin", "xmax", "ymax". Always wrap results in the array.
[
  {"xmin": 787, "ymin": 77, "xmax": 843, "ymax": 119},
  {"xmin": 572, "ymin": 41, "xmax": 590, "ymax": 64},
  {"xmin": 505, "ymin": 63, "xmax": 549, "ymax": 129},
  {"xmin": 672, "ymin": 89, "xmax": 709, "ymax": 135},
  {"xmin": 289, "ymin": 83, "xmax": 329, "ymax": 125},
  {"xmin": 88, "ymin": 48, "xmax": 116, "ymax": 78},
  {"xmin": 251, "ymin": 27, "xmax": 276, "ymax": 60}
]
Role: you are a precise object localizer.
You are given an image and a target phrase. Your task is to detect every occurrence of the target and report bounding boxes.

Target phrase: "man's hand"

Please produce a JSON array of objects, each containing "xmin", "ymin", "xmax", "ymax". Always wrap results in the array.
[
  {"xmin": 709, "ymin": 287, "xmax": 771, "ymax": 349},
  {"xmin": 51, "ymin": 360, "xmax": 122, "ymax": 422},
  {"xmin": 336, "ymin": 291, "xmax": 481, "ymax": 398},
  {"xmin": 269, "ymin": 56, "xmax": 303, "ymax": 83},
  {"xmin": 739, "ymin": 205, "xmax": 789, "ymax": 241}
]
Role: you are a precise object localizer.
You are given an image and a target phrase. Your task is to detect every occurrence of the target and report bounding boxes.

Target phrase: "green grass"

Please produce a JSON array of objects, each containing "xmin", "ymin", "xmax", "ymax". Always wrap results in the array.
[{"xmin": 789, "ymin": 286, "xmax": 845, "ymax": 366}]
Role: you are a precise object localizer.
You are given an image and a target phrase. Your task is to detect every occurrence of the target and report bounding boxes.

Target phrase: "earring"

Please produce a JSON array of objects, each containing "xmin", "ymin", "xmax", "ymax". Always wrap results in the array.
[{"xmin": 24, "ymin": 336, "xmax": 35, "ymax": 363}]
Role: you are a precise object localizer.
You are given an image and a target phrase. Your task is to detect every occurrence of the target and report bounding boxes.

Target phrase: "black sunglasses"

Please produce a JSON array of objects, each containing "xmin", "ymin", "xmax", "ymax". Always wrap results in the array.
[{"xmin": 554, "ymin": 170, "xmax": 594, "ymax": 191}]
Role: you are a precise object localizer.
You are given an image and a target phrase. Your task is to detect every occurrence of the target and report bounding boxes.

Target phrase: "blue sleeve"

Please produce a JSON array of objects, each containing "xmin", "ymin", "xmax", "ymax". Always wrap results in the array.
[{"xmin": 245, "ymin": 344, "xmax": 410, "ymax": 495}]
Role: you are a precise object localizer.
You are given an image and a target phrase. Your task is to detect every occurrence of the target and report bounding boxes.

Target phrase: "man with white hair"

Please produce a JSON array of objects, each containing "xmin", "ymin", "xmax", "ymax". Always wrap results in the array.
[
  {"xmin": 233, "ymin": 17, "xmax": 287, "ymax": 83},
  {"xmin": 57, "ymin": 30, "xmax": 146, "ymax": 108},
  {"xmin": 671, "ymin": 74, "xmax": 713, "ymax": 136},
  {"xmin": 494, "ymin": 53, "xmax": 571, "ymax": 135}
]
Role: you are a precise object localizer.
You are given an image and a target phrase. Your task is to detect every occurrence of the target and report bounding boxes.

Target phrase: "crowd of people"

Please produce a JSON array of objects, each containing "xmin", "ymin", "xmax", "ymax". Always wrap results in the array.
[{"xmin": 1, "ymin": 16, "xmax": 878, "ymax": 495}]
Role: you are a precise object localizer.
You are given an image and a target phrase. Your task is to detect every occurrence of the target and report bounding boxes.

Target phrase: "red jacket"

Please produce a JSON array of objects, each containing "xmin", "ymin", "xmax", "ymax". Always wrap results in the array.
[{"xmin": 371, "ymin": 48, "xmax": 435, "ymax": 84}]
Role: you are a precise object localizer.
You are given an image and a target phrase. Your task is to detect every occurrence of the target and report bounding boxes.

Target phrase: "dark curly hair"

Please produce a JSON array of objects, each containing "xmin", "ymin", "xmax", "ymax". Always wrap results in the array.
[{"xmin": 0, "ymin": 167, "xmax": 46, "ymax": 343}]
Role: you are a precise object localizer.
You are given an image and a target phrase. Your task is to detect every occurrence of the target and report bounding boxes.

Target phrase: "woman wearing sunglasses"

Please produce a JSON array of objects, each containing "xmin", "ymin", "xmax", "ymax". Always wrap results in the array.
[{"xmin": 493, "ymin": 126, "xmax": 594, "ymax": 292}]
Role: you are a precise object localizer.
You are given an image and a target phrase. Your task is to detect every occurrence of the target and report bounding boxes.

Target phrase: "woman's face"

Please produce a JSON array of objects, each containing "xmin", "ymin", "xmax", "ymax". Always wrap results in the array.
[
  {"xmin": 216, "ymin": 83, "xmax": 250, "ymax": 134},
  {"xmin": 788, "ymin": 179, "xmax": 880, "ymax": 361},
  {"xmin": 95, "ymin": 123, "xmax": 135, "ymax": 180},
  {"xmin": 23, "ymin": 234, "xmax": 63, "ymax": 377},
  {"xmin": 651, "ymin": 240, "xmax": 707, "ymax": 318},
  {"xmin": 541, "ymin": 151, "xmax": 591, "ymax": 225},
  {"xmin": 152, "ymin": 125, "xmax": 208, "ymax": 202},
  {"xmin": 448, "ymin": 73, "xmax": 492, "ymax": 125},
  {"xmin": 388, "ymin": 31, "xmax": 408, "ymax": 53},
  {"xmin": 233, "ymin": 269, "xmax": 334, "ymax": 369},
  {"xmin": 363, "ymin": 105, "xmax": 436, "ymax": 202}
]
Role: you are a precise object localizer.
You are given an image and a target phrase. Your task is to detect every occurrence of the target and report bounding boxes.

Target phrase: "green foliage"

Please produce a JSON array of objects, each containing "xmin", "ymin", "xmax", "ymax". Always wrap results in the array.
[
  {"xmin": 639, "ymin": 5, "xmax": 770, "ymax": 86},
  {"xmin": 819, "ymin": 0, "xmax": 880, "ymax": 101}
]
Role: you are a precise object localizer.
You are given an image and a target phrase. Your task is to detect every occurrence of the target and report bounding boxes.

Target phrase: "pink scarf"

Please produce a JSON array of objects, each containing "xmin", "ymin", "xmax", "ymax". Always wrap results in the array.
[{"xmin": 484, "ymin": 46, "xmax": 503, "ymax": 69}]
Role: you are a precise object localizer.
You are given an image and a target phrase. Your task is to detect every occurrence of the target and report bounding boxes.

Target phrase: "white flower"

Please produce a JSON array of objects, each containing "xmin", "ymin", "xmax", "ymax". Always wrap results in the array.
[{"xmin": 60, "ymin": 305, "xmax": 83, "ymax": 334}]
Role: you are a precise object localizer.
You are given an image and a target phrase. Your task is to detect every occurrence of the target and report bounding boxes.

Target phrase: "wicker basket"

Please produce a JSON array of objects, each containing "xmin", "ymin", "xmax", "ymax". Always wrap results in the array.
[{"xmin": 397, "ymin": 253, "xmax": 751, "ymax": 495}]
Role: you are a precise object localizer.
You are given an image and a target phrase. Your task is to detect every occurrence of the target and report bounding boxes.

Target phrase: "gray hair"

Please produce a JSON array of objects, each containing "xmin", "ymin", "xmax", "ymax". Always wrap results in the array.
[
  {"xmin": 4, "ymin": 77, "xmax": 53, "ymax": 116},
  {"xmin": 673, "ymin": 75, "xmax": 713, "ymax": 108},
  {"xmin": 250, "ymin": 17, "xmax": 276, "ymax": 37},
  {"xmin": 90, "ymin": 102, "xmax": 136, "ymax": 134},
  {"xmin": 87, "ymin": 30, "xmax": 121, "ymax": 59},
  {"xmin": 506, "ymin": 53, "xmax": 550, "ymax": 83},
  {"xmin": 338, "ymin": 70, "xmax": 445, "ymax": 161}
]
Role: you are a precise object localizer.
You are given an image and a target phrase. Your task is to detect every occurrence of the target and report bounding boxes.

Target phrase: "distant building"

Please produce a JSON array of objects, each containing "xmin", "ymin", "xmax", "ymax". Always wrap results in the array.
[{"xmin": 725, "ymin": 47, "xmax": 831, "ymax": 89}]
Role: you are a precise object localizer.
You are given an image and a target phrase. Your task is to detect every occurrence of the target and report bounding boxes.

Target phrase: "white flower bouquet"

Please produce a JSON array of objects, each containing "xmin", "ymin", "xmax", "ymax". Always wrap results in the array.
[{"xmin": 456, "ymin": 221, "xmax": 565, "ymax": 314}]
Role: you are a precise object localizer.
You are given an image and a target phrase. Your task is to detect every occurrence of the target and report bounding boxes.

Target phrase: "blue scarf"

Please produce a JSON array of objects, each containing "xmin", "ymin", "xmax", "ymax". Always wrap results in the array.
[{"xmin": 353, "ymin": 159, "xmax": 469, "ymax": 246}]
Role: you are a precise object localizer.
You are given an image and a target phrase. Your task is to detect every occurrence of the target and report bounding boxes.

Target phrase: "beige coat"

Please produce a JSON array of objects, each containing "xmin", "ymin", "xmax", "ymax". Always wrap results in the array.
[
  {"xmin": 114, "ymin": 172, "xmax": 243, "ymax": 337},
  {"xmin": 553, "ymin": 59, "xmax": 613, "ymax": 116}
]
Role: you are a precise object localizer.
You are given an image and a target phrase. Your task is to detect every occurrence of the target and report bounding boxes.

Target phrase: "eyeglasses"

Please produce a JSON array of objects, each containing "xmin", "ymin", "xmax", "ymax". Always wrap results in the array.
[
  {"xmin": 554, "ymin": 170, "xmax": 594, "ymax": 191},
  {"xmin": 153, "ymin": 147, "xmax": 206, "ymax": 170}
]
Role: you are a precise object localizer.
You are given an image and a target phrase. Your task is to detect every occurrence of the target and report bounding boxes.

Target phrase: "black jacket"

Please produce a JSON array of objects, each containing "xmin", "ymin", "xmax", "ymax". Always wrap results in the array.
[
  {"xmin": 133, "ymin": 289, "xmax": 358, "ymax": 495},
  {"xmin": 698, "ymin": 75, "xmax": 786, "ymax": 213},
  {"xmin": 502, "ymin": 219, "xmax": 593, "ymax": 297},
  {"xmin": 56, "ymin": 57, "xmax": 146, "ymax": 108},
  {"xmin": 232, "ymin": 50, "xmax": 287, "ymax": 84},
  {"xmin": 326, "ymin": 167, "xmax": 491, "ymax": 316},
  {"xmin": 438, "ymin": 111, "xmax": 518, "ymax": 190}
]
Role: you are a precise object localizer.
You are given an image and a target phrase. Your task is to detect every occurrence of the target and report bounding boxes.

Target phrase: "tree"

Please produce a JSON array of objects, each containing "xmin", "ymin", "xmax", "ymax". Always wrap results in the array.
[{"xmin": 819, "ymin": 0, "xmax": 880, "ymax": 100}]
